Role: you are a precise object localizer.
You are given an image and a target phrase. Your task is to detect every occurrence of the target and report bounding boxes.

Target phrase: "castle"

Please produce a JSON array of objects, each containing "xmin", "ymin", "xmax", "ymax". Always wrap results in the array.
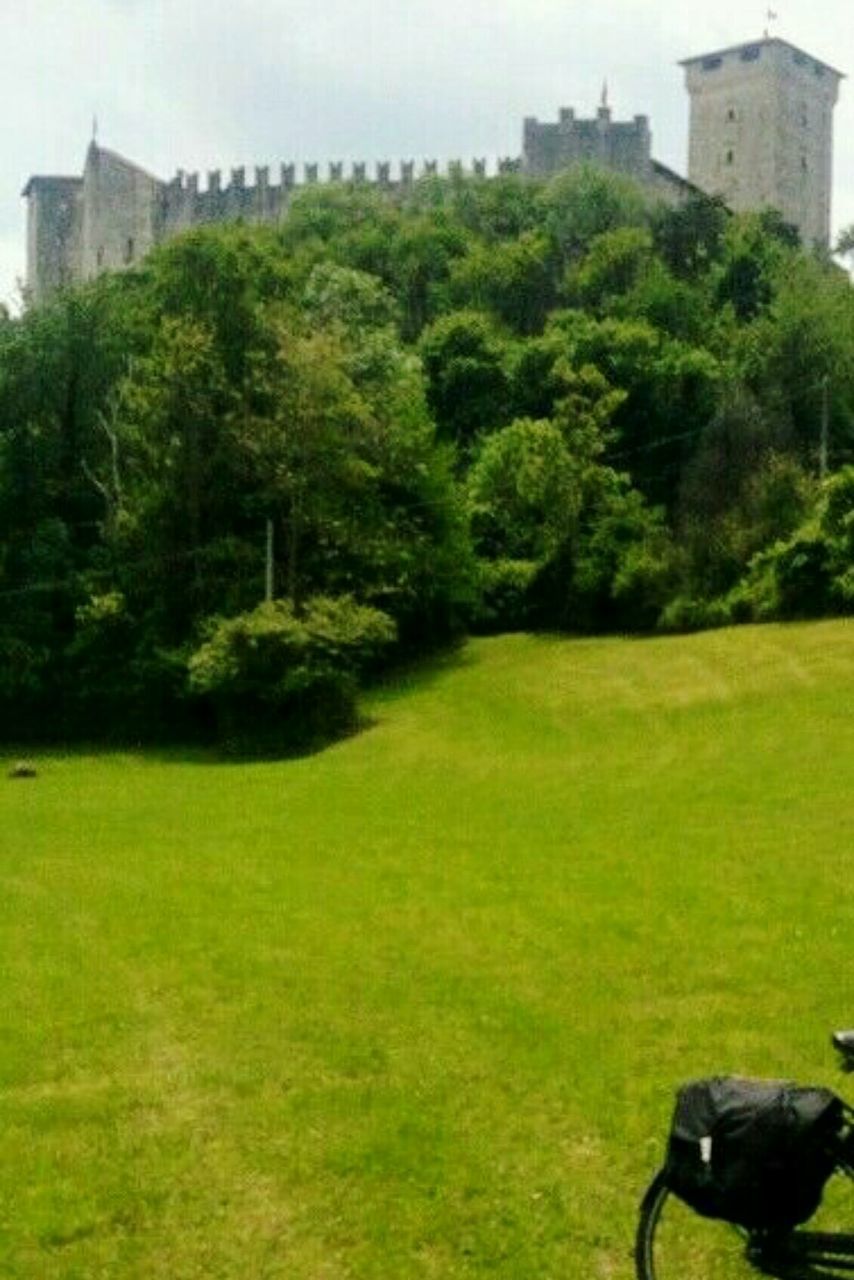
[{"xmin": 23, "ymin": 36, "xmax": 843, "ymax": 305}]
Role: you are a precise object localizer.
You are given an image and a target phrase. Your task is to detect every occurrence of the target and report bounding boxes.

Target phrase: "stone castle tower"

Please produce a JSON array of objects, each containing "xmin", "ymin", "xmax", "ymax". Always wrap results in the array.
[
  {"xmin": 682, "ymin": 37, "xmax": 843, "ymax": 247},
  {"xmin": 521, "ymin": 99, "xmax": 697, "ymax": 205},
  {"xmin": 23, "ymin": 143, "xmax": 164, "ymax": 304},
  {"xmin": 22, "ymin": 35, "xmax": 844, "ymax": 303}
]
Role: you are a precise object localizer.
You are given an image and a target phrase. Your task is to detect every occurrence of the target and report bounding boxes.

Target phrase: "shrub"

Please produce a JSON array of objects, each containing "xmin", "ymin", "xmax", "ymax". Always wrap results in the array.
[
  {"xmin": 768, "ymin": 533, "xmax": 835, "ymax": 619},
  {"xmin": 472, "ymin": 558, "xmax": 539, "ymax": 633},
  {"xmin": 187, "ymin": 595, "xmax": 396, "ymax": 754},
  {"xmin": 718, "ymin": 466, "xmax": 854, "ymax": 626},
  {"xmin": 658, "ymin": 594, "xmax": 733, "ymax": 634}
]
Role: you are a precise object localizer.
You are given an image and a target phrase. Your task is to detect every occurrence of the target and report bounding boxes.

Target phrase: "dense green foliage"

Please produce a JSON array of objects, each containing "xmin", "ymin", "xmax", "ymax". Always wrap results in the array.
[
  {"xmin": 2, "ymin": 166, "xmax": 853, "ymax": 745},
  {"xmin": 187, "ymin": 595, "xmax": 396, "ymax": 753}
]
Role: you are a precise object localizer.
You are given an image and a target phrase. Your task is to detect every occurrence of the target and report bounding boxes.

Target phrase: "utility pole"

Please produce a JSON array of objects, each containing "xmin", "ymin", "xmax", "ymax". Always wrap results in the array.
[
  {"xmin": 820, "ymin": 375, "xmax": 830, "ymax": 481},
  {"xmin": 265, "ymin": 518, "xmax": 274, "ymax": 602}
]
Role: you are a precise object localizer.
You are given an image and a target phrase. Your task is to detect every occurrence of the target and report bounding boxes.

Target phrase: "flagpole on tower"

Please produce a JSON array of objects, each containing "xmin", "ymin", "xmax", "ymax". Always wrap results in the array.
[{"xmin": 764, "ymin": 8, "xmax": 779, "ymax": 38}]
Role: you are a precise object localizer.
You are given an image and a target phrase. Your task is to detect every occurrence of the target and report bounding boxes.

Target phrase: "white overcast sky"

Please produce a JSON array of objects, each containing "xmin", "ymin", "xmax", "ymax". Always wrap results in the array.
[{"xmin": 2, "ymin": 0, "xmax": 852, "ymax": 308}]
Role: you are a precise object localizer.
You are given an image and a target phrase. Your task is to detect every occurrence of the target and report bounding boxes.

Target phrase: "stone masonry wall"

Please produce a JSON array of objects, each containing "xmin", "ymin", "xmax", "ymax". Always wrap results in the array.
[
  {"xmin": 522, "ymin": 105, "xmax": 653, "ymax": 182},
  {"xmin": 22, "ymin": 177, "xmax": 83, "ymax": 304},
  {"xmin": 683, "ymin": 38, "xmax": 841, "ymax": 247},
  {"xmin": 80, "ymin": 144, "xmax": 162, "ymax": 281}
]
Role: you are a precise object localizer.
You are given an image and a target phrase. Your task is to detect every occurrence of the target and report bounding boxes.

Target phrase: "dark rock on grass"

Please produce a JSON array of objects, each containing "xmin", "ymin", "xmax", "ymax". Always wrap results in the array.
[{"xmin": 8, "ymin": 761, "xmax": 37, "ymax": 779}]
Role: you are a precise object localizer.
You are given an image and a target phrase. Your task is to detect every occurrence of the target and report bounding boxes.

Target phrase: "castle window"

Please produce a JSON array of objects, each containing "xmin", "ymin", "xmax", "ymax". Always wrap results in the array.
[
  {"xmin": 801, "ymin": 155, "xmax": 808, "ymax": 172},
  {"xmin": 726, "ymin": 149, "xmax": 734, "ymax": 165},
  {"xmin": 727, "ymin": 107, "xmax": 737, "ymax": 122},
  {"xmin": 702, "ymin": 56, "xmax": 723, "ymax": 71},
  {"xmin": 125, "ymin": 237, "xmax": 135, "ymax": 264},
  {"xmin": 96, "ymin": 246, "xmax": 104, "ymax": 269},
  {"xmin": 740, "ymin": 45, "xmax": 761, "ymax": 62}
]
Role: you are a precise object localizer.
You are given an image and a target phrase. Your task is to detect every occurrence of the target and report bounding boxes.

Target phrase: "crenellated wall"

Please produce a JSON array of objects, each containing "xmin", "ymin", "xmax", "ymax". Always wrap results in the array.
[
  {"xmin": 27, "ymin": 37, "xmax": 841, "ymax": 303},
  {"xmin": 158, "ymin": 153, "xmax": 524, "ymax": 238},
  {"xmin": 22, "ymin": 149, "xmax": 530, "ymax": 300},
  {"xmin": 523, "ymin": 105, "xmax": 654, "ymax": 183}
]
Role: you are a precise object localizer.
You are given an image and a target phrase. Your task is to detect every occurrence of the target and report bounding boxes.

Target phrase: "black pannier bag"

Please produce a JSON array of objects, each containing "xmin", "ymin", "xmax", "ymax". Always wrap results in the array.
[{"xmin": 664, "ymin": 1077, "xmax": 846, "ymax": 1230}]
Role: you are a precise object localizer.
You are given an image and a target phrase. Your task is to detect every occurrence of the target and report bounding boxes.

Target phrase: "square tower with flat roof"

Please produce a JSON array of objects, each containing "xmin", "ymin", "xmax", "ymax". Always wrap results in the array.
[{"xmin": 682, "ymin": 37, "xmax": 843, "ymax": 247}]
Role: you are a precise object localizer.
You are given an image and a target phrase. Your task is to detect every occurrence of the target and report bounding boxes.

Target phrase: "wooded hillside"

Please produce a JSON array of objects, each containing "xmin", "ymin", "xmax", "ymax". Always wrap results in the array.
[{"xmin": 3, "ymin": 166, "xmax": 853, "ymax": 746}]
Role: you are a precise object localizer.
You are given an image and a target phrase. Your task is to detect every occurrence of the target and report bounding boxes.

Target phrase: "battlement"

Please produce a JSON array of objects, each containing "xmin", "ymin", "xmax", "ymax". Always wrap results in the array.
[
  {"xmin": 20, "ymin": 140, "xmax": 534, "ymax": 300},
  {"xmin": 523, "ymin": 105, "xmax": 652, "ymax": 180},
  {"xmin": 154, "ymin": 155, "xmax": 525, "ymax": 239},
  {"xmin": 163, "ymin": 154, "xmax": 522, "ymax": 200}
]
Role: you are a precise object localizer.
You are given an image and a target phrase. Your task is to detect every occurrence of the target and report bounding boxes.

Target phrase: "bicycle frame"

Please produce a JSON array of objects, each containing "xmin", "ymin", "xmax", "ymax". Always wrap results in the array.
[{"xmin": 749, "ymin": 1226, "xmax": 854, "ymax": 1277}]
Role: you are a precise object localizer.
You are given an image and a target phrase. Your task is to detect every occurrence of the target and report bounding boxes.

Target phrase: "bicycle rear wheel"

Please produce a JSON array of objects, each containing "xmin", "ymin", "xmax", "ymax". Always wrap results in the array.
[{"xmin": 635, "ymin": 1169, "xmax": 762, "ymax": 1280}]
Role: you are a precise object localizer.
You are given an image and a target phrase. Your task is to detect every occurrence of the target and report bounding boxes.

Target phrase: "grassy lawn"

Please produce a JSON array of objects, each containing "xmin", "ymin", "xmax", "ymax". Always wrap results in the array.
[{"xmin": 2, "ymin": 620, "xmax": 854, "ymax": 1278}]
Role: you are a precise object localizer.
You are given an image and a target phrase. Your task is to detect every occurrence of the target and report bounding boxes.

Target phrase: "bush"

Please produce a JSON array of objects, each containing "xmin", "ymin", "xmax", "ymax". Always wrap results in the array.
[
  {"xmin": 769, "ymin": 533, "xmax": 835, "ymax": 619},
  {"xmin": 707, "ymin": 466, "xmax": 854, "ymax": 627},
  {"xmin": 472, "ymin": 558, "xmax": 539, "ymax": 633},
  {"xmin": 657, "ymin": 594, "xmax": 733, "ymax": 634},
  {"xmin": 187, "ymin": 595, "xmax": 396, "ymax": 754}
]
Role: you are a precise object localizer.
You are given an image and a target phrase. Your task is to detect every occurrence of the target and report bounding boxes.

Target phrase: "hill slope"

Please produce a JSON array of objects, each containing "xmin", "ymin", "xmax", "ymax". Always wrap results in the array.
[{"xmin": 2, "ymin": 621, "xmax": 853, "ymax": 1277}]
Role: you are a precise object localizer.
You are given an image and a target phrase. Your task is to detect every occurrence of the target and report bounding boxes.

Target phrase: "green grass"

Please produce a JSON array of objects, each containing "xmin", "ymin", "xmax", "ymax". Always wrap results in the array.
[{"xmin": 2, "ymin": 620, "xmax": 854, "ymax": 1278}]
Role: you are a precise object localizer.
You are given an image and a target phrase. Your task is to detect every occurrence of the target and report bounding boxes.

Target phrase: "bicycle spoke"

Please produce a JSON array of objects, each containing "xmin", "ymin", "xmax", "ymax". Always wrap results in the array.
[
  {"xmin": 636, "ymin": 1169, "xmax": 854, "ymax": 1280},
  {"xmin": 637, "ymin": 1176, "xmax": 757, "ymax": 1279}
]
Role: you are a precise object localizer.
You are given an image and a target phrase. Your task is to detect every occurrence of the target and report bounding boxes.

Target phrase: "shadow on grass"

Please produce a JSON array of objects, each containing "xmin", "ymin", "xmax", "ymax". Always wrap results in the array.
[
  {"xmin": 2, "ymin": 738, "xmax": 351, "ymax": 770},
  {"xmin": 367, "ymin": 637, "xmax": 475, "ymax": 704},
  {"xmin": 1, "ymin": 642, "xmax": 476, "ymax": 770}
]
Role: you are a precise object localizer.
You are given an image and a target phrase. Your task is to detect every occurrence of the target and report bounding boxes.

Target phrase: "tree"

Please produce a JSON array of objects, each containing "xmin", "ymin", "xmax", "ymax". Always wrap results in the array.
[
  {"xmin": 446, "ymin": 232, "xmax": 558, "ymax": 335},
  {"xmin": 714, "ymin": 210, "xmax": 798, "ymax": 323},
  {"xmin": 237, "ymin": 307, "xmax": 474, "ymax": 646},
  {"xmin": 446, "ymin": 173, "xmax": 543, "ymax": 242},
  {"xmin": 145, "ymin": 226, "xmax": 289, "ymax": 384},
  {"xmin": 301, "ymin": 261, "xmax": 401, "ymax": 337},
  {"xmin": 0, "ymin": 276, "xmax": 151, "ymax": 723},
  {"xmin": 539, "ymin": 164, "xmax": 650, "ymax": 264},
  {"xmin": 540, "ymin": 310, "xmax": 722, "ymax": 504},
  {"xmin": 739, "ymin": 255, "xmax": 854, "ymax": 470},
  {"xmin": 735, "ymin": 469, "xmax": 854, "ymax": 623},
  {"xmin": 386, "ymin": 215, "xmax": 470, "ymax": 339},
  {"xmin": 467, "ymin": 417, "xmax": 583, "ymax": 563},
  {"xmin": 676, "ymin": 386, "xmax": 809, "ymax": 597},
  {"xmin": 108, "ymin": 315, "xmax": 236, "ymax": 634},
  {"xmin": 652, "ymin": 194, "xmax": 729, "ymax": 281},
  {"xmin": 566, "ymin": 226, "xmax": 654, "ymax": 312},
  {"xmin": 467, "ymin": 357, "xmax": 638, "ymax": 630},
  {"xmin": 419, "ymin": 311, "xmax": 513, "ymax": 447}
]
